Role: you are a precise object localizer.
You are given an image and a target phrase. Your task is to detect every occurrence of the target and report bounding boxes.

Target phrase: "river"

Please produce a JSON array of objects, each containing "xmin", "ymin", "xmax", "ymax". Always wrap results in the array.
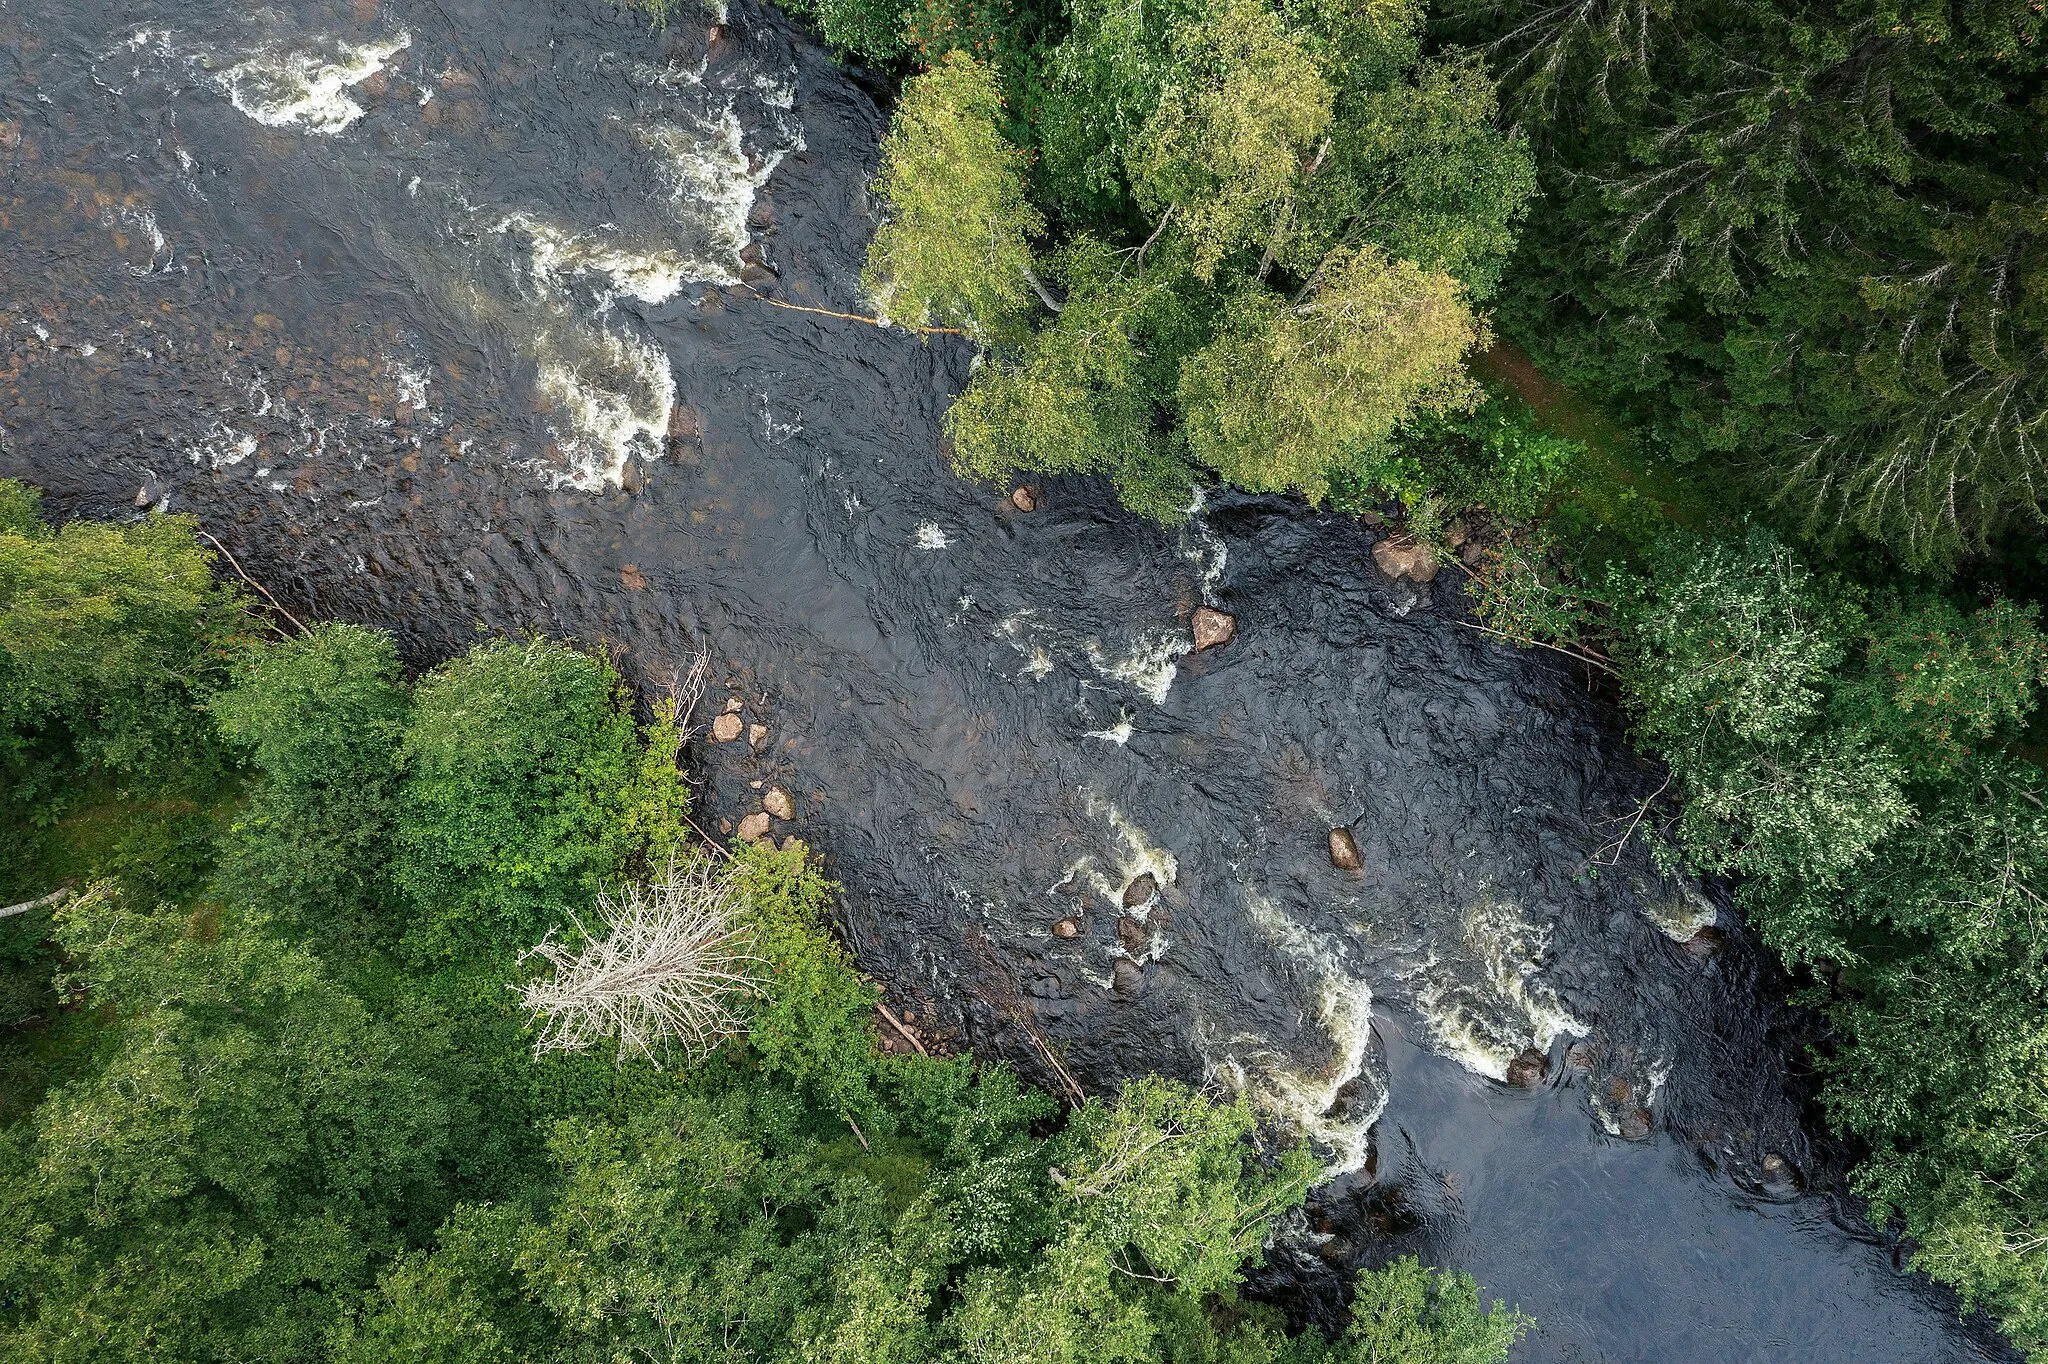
[{"xmin": 0, "ymin": 0, "xmax": 2013, "ymax": 1356}]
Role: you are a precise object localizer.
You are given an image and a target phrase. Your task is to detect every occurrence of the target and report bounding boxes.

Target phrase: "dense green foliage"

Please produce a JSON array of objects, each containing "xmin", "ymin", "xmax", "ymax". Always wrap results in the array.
[
  {"xmin": 849, "ymin": 0, "xmax": 1533, "ymax": 517},
  {"xmin": 1478, "ymin": 519, "xmax": 2048, "ymax": 1353},
  {"xmin": 0, "ymin": 484, "xmax": 254, "ymax": 797},
  {"xmin": 0, "ymin": 491, "xmax": 1526, "ymax": 1363},
  {"xmin": 1446, "ymin": 0, "xmax": 2048, "ymax": 572}
]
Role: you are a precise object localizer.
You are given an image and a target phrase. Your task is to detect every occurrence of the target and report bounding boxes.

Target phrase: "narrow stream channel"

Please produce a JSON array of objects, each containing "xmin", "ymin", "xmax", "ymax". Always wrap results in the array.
[{"xmin": 0, "ymin": 0, "xmax": 2013, "ymax": 1356}]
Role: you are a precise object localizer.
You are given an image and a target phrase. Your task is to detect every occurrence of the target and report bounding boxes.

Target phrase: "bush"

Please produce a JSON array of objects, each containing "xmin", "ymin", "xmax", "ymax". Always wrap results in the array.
[
  {"xmin": 393, "ymin": 638, "xmax": 644, "ymax": 961},
  {"xmin": 0, "ymin": 485, "xmax": 255, "ymax": 787},
  {"xmin": 211, "ymin": 623, "xmax": 409, "ymax": 938}
]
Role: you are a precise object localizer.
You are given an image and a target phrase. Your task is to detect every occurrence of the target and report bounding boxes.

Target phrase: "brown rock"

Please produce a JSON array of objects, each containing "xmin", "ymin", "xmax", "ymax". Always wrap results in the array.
[
  {"xmin": 1617, "ymin": 1106, "xmax": 1654, "ymax": 1141},
  {"xmin": 1121, "ymin": 873, "xmax": 1158, "ymax": 907},
  {"xmin": 778, "ymin": 834, "xmax": 804, "ymax": 855},
  {"xmin": 722, "ymin": 696, "xmax": 744, "ymax": 713},
  {"xmin": 1459, "ymin": 540, "xmax": 1484, "ymax": 567},
  {"xmin": 746, "ymin": 199, "xmax": 775, "ymax": 229},
  {"xmin": 1359, "ymin": 509, "xmax": 1386, "ymax": 528},
  {"xmin": 1009, "ymin": 486, "xmax": 1038, "ymax": 512},
  {"xmin": 739, "ymin": 262, "xmax": 779, "ymax": 293},
  {"xmin": 134, "ymin": 484, "xmax": 152, "ymax": 508},
  {"xmin": 763, "ymin": 786, "xmax": 795, "ymax": 820},
  {"xmin": 1117, "ymin": 915, "xmax": 1148, "ymax": 953},
  {"xmin": 620, "ymin": 563, "xmax": 648, "ymax": 590},
  {"xmin": 1505, "ymin": 1047, "xmax": 1549, "ymax": 1088},
  {"xmin": 1371, "ymin": 538, "xmax": 1440, "ymax": 584},
  {"xmin": 668, "ymin": 404, "xmax": 706, "ymax": 461},
  {"xmin": 1328, "ymin": 827, "xmax": 1363, "ymax": 870},
  {"xmin": 1192, "ymin": 605, "xmax": 1236, "ymax": 651},
  {"xmin": 736, "ymin": 811, "xmax": 771, "ymax": 842},
  {"xmin": 747, "ymin": 722, "xmax": 769, "ymax": 751},
  {"xmin": 718, "ymin": 817, "xmax": 734, "ymax": 834},
  {"xmin": 1112, "ymin": 957, "xmax": 1144, "ymax": 997},
  {"xmin": 710, "ymin": 713, "xmax": 744, "ymax": 743},
  {"xmin": 1445, "ymin": 518, "xmax": 1470, "ymax": 551},
  {"xmin": 1052, "ymin": 917, "xmax": 1082, "ymax": 939},
  {"xmin": 1682, "ymin": 926, "xmax": 1730, "ymax": 960}
]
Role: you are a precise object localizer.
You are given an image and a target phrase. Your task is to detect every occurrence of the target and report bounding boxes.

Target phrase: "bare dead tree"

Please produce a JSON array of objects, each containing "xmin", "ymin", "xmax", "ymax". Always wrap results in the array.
[
  {"xmin": 518, "ymin": 852, "xmax": 761, "ymax": 1068},
  {"xmin": 663, "ymin": 647, "xmax": 712, "ymax": 743}
]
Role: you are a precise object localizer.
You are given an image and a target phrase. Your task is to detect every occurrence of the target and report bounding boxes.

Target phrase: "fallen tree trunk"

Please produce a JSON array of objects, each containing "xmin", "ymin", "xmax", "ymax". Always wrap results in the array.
[{"xmin": 1, "ymin": 887, "xmax": 73, "ymax": 920}]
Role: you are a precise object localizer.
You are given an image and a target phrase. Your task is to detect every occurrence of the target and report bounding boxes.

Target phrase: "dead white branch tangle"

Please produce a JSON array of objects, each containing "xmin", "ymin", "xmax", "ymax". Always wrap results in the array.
[{"xmin": 518, "ymin": 853, "xmax": 761, "ymax": 1068}]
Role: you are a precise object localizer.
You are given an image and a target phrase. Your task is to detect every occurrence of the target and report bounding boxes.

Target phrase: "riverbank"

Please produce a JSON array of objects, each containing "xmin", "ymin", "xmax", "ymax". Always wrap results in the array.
[{"xmin": 0, "ymin": 0, "xmax": 2017, "ymax": 1354}]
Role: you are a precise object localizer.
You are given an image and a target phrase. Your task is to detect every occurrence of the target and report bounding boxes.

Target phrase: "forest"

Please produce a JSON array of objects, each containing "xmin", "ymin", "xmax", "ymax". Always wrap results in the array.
[
  {"xmin": 0, "ymin": 482, "xmax": 1524, "ymax": 1361},
  {"xmin": 758, "ymin": 0, "xmax": 2048, "ymax": 1350},
  {"xmin": 3, "ymin": 0, "xmax": 2046, "ymax": 1356}
]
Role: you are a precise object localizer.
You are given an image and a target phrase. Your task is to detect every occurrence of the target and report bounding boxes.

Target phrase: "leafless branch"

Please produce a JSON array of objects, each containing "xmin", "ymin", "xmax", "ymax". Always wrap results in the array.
[{"xmin": 518, "ymin": 852, "xmax": 762, "ymax": 1067}]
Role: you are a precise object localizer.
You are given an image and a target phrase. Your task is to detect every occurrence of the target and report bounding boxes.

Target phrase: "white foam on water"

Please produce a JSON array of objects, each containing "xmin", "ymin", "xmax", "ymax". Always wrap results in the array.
[
  {"xmin": 1086, "ymin": 715, "xmax": 1135, "ymax": 745},
  {"xmin": 497, "ymin": 214, "xmax": 690, "ymax": 307},
  {"xmin": 1406, "ymin": 898, "xmax": 1584, "ymax": 1081},
  {"xmin": 531, "ymin": 327, "xmax": 676, "ymax": 491},
  {"xmin": 218, "ymin": 32, "xmax": 411, "ymax": 134},
  {"xmin": 1638, "ymin": 875, "xmax": 1719, "ymax": 942},
  {"xmin": 1182, "ymin": 487, "xmax": 1229, "ymax": 600},
  {"xmin": 186, "ymin": 420, "xmax": 258, "ymax": 469},
  {"xmin": 1086, "ymin": 628, "xmax": 1190, "ymax": 705},
  {"xmin": 637, "ymin": 89, "xmax": 802, "ymax": 285},
  {"xmin": 1074, "ymin": 789, "xmax": 1179, "ymax": 908},
  {"xmin": 754, "ymin": 391, "xmax": 803, "ymax": 445},
  {"xmin": 1199, "ymin": 894, "xmax": 1384, "ymax": 1174},
  {"xmin": 387, "ymin": 357, "xmax": 431, "ymax": 412},
  {"xmin": 996, "ymin": 610, "xmax": 1055, "ymax": 679},
  {"xmin": 913, "ymin": 522, "xmax": 951, "ymax": 550}
]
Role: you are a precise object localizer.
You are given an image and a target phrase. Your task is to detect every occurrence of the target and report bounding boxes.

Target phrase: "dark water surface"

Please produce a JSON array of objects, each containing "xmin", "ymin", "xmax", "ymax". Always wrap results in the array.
[{"xmin": 0, "ymin": 0, "xmax": 2010, "ymax": 1356}]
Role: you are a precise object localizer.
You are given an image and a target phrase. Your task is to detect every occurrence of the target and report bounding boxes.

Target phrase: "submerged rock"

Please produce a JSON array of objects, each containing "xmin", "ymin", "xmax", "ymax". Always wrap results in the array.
[
  {"xmin": 1192, "ymin": 605, "xmax": 1235, "ymax": 650},
  {"xmin": 710, "ymin": 712, "xmax": 744, "ymax": 743},
  {"xmin": 1052, "ymin": 916, "xmax": 1081, "ymax": 938},
  {"xmin": 1122, "ymin": 873, "xmax": 1158, "ymax": 906},
  {"xmin": 1328, "ymin": 827, "xmax": 1362, "ymax": 870},
  {"xmin": 1112, "ymin": 957, "xmax": 1144, "ymax": 997},
  {"xmin": 736, "ymin": 811, "xmax": 770, "ymax": 842},
  {"xmin": 1371, "ymin": 538, "xmax": 1439, "ymax": 584},
  {"xmin": 763, "ymin": 786, "xmax": 795, "ymax": 819},
  {"xmin": 747, "ymin": 722, "xmax": 769, "ymax": 751},
  {"xmin": 1117, "ymin": 915, "xmax": 1148, "ymax": 952}
]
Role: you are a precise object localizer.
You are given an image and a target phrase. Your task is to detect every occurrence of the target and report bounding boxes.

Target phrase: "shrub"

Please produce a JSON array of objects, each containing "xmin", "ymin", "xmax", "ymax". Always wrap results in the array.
[
  {"xmin": 0, "ymin": 486, "xmax": 255, "ymax": 785},
  {"xmin": 394, "ymin": 638, "xmax": 642, "ymax": 961},
  {"xmin": 211, "ymin": 622, "xmax": 409, "ymax": 936}
]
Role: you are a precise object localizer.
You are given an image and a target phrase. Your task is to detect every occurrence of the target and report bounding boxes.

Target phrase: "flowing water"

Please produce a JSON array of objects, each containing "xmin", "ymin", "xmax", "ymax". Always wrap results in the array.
[{"xmin": 0, "ymin": 0, "xmax": 2015, "ymax": 1356}]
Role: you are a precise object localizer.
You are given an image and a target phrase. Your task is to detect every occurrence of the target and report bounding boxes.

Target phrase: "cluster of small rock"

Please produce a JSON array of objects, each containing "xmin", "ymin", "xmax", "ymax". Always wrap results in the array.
[{"xmin": 709, "ymin": 694, "xmax": 800, "ymax": 849}]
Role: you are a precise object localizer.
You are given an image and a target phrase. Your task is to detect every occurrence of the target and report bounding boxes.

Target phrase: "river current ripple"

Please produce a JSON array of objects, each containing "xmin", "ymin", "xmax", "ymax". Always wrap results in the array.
[{"xmin": 0, "ymin": 0, "xmax": 2013, "ymax": 1356}]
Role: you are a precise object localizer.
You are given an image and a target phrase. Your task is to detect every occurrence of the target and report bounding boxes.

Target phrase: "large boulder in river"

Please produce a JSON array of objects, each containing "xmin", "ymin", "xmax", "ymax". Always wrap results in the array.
[
  {"xmin": 1506, "ymin": 1047, "xmax": 1549, "ymax": 1088},
  {"xmin": 1372, "ymin": 538, "xmax": 1439, "ymax": 584},
  {"xmin": 1192, "ymin": 606, "xmax": 1236, "ymax": 650},
  {"xmin": 1328, "ymin": 827, "xmax": 1362, "ymax": 870},
  {"xmin": 1122, "ymin": 873, "xmax": 1158, "ymax": 907}
]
